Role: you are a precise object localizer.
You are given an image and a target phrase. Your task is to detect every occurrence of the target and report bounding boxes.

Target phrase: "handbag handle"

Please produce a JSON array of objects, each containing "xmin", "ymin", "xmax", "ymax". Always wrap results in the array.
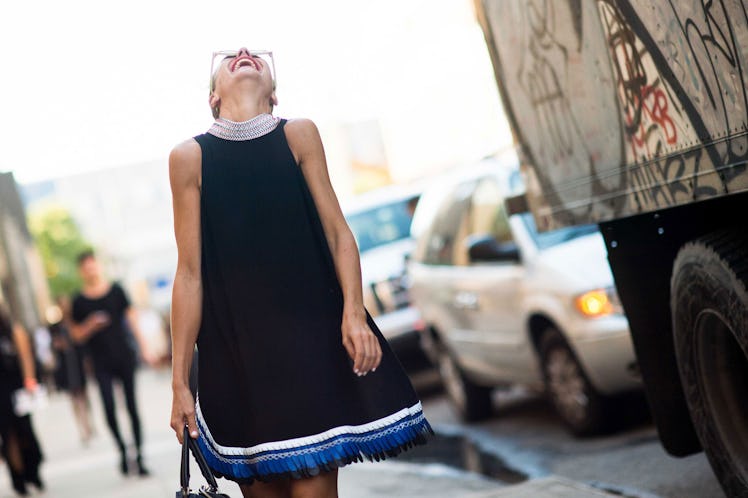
[
  {"xmin": 180, "ymin": 426, "xmax": 219, "ymax": 496},
  {"xmin": 180, "ymin": 427, "xmax": 191, "ymax": 497}
]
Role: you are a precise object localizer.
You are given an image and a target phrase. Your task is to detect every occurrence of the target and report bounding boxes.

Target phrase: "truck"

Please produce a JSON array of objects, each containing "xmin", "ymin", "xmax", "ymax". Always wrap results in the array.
[{"xmin": 473, "ymin": 1, "xmax": 748, "ymax": 496}]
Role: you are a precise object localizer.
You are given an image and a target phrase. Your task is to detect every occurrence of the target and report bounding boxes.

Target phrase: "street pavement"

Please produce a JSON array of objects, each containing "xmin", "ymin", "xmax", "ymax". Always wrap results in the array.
[
  {"xmin": 419, "ymin": 388, "xmax": 722, "ymax": 498},
  {"xmin": 0, "ymin": 369, "xmax": 621, "ymax": 498}
]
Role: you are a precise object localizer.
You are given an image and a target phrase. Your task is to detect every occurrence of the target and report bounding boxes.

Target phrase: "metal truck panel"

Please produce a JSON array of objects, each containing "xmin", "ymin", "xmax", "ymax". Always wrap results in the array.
[{"xmin": 475, "ymin": 0, "xmax": 748, "ymax": 230}]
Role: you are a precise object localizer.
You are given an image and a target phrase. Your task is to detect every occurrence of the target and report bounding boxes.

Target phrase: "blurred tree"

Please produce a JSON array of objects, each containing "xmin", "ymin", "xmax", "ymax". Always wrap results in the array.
[{"xmin": 27, "ymin": 204, "xmax": 91, "ymax": 299}]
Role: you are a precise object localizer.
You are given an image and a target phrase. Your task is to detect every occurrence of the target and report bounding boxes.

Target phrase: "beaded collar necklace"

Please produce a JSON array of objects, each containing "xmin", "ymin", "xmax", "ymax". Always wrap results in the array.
[{"xmin": 207, "ymin": 113, "xmax": 281, "ymax": 141}]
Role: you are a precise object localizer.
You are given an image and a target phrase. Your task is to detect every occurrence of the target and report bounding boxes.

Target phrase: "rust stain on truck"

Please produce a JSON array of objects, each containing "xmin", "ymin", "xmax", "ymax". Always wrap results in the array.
[{"xmin": 476, "ymin": 0, "xmax": 748, "ymax": 230}]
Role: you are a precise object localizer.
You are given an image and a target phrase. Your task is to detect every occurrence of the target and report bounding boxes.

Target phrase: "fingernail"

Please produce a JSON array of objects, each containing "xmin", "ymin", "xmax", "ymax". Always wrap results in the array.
[{"xmin": 191, "ymin": 431, "xmax": 198, "ymax": 437}]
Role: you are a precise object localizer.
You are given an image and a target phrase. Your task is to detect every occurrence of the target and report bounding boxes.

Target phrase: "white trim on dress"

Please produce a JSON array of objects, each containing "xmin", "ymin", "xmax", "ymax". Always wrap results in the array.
[{"xmin": 195, "ymin": 395, "xmax": 424, "ymax": 456}]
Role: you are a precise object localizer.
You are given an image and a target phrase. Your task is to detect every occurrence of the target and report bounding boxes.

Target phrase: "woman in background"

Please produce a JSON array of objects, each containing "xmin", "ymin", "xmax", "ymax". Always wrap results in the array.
[
  {"xmin": 51, "ymin": 296, "xmax": 95, "ymax": 444},
  {"xmin": 0, "ymin": 306, "xmax": 44, "ymax": 495},
  {"xmin": 71, "ymin": 250, "xmax": 152, "ymax": 476}
]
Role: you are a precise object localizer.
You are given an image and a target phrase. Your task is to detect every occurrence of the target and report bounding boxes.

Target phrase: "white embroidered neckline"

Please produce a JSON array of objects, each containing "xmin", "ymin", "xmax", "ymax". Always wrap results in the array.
[{"xmin": 207, "ymin": 114, "xmax": 281, "ymax": 141}]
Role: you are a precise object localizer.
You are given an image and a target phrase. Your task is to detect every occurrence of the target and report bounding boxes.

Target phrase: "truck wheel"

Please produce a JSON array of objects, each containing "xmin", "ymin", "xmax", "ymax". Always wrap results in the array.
[
  {"xmin": 671, "ymin": 229, "xmax": 748, "ymax": 497},
  {"xmin": 540, "ymin": 328, "xmax": 605, "ymax": 436},
  {"xmin": 436, "ymin": 344, "xmax": 493, "ymax": 422}
]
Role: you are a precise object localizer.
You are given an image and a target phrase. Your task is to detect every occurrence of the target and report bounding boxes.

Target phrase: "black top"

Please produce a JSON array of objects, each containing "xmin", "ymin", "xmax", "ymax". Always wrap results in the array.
[
  {"xmin": 0, "ymin": 313, "xmax": 23, "ymax": 427},
  {"xmin": 0, "ymin": 314, "xmax": 21, "ymax": 386},
  {"xmin": 72, "ymin": 283, "xmax": 136, "ymax": 372}
]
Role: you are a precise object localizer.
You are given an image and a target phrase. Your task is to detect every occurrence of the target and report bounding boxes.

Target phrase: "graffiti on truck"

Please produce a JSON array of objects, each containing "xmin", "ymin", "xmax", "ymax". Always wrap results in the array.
[{"xmin": 479, "ymin": 0, "xmax": 748, "ymax": 228}]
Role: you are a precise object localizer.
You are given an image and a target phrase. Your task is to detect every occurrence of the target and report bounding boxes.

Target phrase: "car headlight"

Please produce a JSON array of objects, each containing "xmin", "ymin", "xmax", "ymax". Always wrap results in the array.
[{"xmin": 574, "ymin": 287, "xmax": 623, "ymax": 318}]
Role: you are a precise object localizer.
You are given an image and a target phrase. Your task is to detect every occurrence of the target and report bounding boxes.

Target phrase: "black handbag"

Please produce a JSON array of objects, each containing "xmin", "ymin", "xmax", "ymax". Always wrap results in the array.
[{"xmin": 177, "ymin": 426, "xmax": 230, "ymax": 498}]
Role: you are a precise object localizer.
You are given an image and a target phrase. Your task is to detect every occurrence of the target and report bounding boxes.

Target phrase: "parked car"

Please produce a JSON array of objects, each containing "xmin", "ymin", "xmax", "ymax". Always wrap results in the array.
[
  {"xmin": 407, "ymin": 154, "xmax": 640, "ymax": 435},
  {"xmin": 343, "ymin": 185, "xmax": 431, "ymax": 372}
]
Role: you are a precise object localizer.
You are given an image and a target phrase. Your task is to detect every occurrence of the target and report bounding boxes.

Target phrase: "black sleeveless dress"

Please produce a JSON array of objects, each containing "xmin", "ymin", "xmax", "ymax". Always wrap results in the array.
[{"xmin": 192, "ymin": 115, "xmax": 432, "ymax": 483}]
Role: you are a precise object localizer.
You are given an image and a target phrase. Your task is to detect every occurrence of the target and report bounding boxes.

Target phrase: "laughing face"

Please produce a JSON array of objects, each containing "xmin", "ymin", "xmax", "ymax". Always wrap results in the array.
[
  {"xmin": 228, "ymin": 52, "xmax": 264, "ymax": 74},
  {"xmin": 210, "ymin": 47, "xmax": 277, "ymax": 119}
]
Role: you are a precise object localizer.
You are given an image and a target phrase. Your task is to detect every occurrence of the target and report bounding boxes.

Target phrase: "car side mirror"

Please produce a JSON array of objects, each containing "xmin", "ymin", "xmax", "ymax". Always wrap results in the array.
[{"xmin": 466, "ymin": 235, "xmax": 521, "ymax": 263}]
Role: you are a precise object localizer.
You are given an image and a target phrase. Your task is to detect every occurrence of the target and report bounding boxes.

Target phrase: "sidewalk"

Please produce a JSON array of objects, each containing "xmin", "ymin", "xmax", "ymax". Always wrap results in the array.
[{"xmin": 0, "ymin": 369, "xmax": 618, "ymax": 497}]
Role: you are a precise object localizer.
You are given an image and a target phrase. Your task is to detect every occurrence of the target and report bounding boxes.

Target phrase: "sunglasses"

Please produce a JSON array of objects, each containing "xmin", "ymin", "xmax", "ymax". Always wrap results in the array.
[{"xmin": 210, "ymin": 50, "xmax": 277, "ymax": 93}]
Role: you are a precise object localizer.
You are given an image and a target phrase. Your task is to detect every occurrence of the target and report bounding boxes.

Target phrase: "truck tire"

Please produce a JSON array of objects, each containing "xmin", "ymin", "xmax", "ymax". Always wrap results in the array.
[
  {"xmin": 671, "ymin": 228, "xmax": 748, "ymax": 498},
  {"xmin": 539, "ymin": 328, "xmax": 606, "ymax": 436},
  {"xmin": 435, "ymin": 344, "xmax": 493, "ymax": 422}
]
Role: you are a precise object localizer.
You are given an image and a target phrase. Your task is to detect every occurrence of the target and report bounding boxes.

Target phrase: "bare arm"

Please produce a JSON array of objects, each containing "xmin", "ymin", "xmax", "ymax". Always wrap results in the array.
[
  {"xmin": 69, "ymin": 314, "xmax": 105, "ymax": 344},
  {"xmin": 69, "ymin": 321, "xmax": 88, "ymax": 343},
  {"xmin": 285, "ymin": 119, "xmax": 382, "ymax": 376},
  {"xmin": 11, "ymin": 323, "xmax": 37, "ymax": 388},
  {"xmin": 168, "ymin": 138, "xmax": 203, "ymax": 442}
]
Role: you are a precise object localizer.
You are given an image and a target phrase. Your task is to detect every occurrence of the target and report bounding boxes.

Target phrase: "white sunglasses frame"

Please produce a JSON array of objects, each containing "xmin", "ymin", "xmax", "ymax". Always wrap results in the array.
[{"xmin": 210, "ymin": 50, "xmax": 277, "ymax": 92}]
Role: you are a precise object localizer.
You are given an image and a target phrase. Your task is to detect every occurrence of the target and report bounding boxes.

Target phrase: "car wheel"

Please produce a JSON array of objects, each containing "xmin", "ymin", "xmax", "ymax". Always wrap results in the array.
[
  {"xmin": 436, "ymin": 344, "xmax": 493, "ymax": 422},
  {"xmin": 540, "ymin": 328, "xmax": 605, "ymax": 436},
  {"xmin": 671, "ymin": 229, "xmax": 748, "ymax": 497}
]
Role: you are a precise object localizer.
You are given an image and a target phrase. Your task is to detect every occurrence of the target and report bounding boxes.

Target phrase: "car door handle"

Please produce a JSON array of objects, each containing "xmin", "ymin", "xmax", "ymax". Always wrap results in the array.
[{"xmin": 453, "ymin": 291, "xmax": 479, "ymax": 310}]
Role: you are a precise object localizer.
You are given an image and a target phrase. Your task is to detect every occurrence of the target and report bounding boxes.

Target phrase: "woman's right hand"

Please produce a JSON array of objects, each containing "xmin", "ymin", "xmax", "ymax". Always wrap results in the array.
[
  {"xmin": 170, "ymin": 385, "xmax": 198, "ymax": 444},
  {"xmin": 86, "ymin": 312, "xmax": 111, "ymax": 334}
]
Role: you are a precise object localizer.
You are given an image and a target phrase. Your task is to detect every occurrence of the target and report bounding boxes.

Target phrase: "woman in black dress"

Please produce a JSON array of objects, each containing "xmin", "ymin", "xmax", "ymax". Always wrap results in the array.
[
  {"xmin": 0, "ymin": 306, "xmax": 44, "ymax": 495},
  {"xmin": 169, "ymin": 48, "xmax": 432, "ymax": 497}
]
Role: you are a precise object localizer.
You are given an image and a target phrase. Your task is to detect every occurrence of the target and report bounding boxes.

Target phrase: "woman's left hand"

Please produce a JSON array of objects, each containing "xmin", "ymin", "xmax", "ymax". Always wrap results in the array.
[{"xmin": 342, "ymin": 311, "xmax": 382, "ymax": 376}]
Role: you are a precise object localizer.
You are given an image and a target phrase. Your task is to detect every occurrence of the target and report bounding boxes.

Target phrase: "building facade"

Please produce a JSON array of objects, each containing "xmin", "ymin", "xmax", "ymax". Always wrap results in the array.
[
  {"xmin": 0, "ymin": 172, "xmax": 51, "ymax": 329},
  {"xmin": 22, "ymin": 162, "xmax": 175, "ymax": 311}
]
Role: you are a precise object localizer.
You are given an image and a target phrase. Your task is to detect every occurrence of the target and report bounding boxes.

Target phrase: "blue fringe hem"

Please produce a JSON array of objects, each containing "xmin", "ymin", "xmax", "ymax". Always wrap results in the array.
[{"xmin": 196, "ymin": 409, "xmax": 434, "ymax": 484}]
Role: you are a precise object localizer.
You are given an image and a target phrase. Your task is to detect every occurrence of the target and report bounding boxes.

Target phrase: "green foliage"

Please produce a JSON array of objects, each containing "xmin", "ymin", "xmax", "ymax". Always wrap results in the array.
[{"xmin": 27, "ymin": 204, "xmax": 91, "ymax": 299}]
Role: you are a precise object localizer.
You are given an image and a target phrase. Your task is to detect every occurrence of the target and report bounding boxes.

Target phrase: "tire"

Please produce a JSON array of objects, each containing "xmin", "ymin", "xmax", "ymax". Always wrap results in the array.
[
  {"xmin": 539, "ymin": 328, "xmax": 606, "ymax": 436},
  {"xmin": 435, "ymin": 344, "xmax": 493, "ymax": 422},
  {"xmin": 671, "ymin": 228, "xmax": 748, "ymax": 498}
]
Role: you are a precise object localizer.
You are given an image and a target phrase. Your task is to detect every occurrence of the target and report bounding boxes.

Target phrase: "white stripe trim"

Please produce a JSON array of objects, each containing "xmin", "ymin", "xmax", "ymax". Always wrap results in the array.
[
  {"xmin": 199, "ymin": 414, "xmax": 427, "ymax": 465},
  {"xmin": 195, "ymin": 395, "xmax": 424, "ymax": 456}
]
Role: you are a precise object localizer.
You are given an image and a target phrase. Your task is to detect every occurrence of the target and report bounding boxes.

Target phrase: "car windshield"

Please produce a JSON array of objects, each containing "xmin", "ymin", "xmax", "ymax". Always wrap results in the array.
[
  {"xmin": 520, "ymin": 213, "xmax": 598, "ymax": 249},
  {"xmin": 347, "ymin": 198, "xmax": 417, "ymax": 253}
]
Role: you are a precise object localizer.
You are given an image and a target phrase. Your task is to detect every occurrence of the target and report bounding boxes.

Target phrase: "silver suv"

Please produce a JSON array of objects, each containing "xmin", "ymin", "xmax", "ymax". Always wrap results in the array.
[
  {"xmin": 344, "ymin": 185, "xmax": 429, "ymax": 372},
  {"xmin": 408, "ymin": 154, "xmax": 640, "ymax": 435}
]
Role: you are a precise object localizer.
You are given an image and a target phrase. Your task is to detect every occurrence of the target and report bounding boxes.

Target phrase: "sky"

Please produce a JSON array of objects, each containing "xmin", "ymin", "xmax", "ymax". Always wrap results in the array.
[{"xmin": 0, "ymin": 0, "xmax": 511, "ymax": 185}]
